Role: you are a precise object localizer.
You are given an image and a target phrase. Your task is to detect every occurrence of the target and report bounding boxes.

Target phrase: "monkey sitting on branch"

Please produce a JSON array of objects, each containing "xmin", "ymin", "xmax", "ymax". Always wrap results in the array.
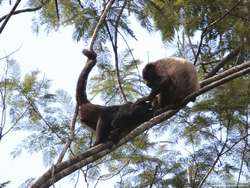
[
  {"xmin": 76, "ymin": 49, "xmax": 153, "ymax": 146},
  {"xmin": 137, "ymin": 57, "xmax": 200, "ymax": 113}
]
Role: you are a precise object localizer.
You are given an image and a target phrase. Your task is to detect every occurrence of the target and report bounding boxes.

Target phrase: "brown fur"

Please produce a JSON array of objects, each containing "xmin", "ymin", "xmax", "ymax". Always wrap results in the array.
[
  {"xmin": 76, "ymin": 50, "xmax": 153, "ymax": 145},
  {"xmin": 141, "ymin": 57, "xmax": 200, "ymax": 110}
]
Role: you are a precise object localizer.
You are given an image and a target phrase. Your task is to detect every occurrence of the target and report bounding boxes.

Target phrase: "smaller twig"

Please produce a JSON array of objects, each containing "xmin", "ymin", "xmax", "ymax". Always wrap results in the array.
[
  {"xmin": 236, "ymin": 139, "xmax": 247, "ymax": 188},
  {"xmin": 187, "ymin": 34, "xmax": 196, "ymax": 59},
  {"xmin": 76, "ymin": 0, "xmax": 84, "ymax": 9},
  {"xmin": 0, "ymin": 6, "xmax": 42, "ymax": 23},
  {"xmin": 1, "ymin": 107, "xmax": 29, "ymax": 139},
  {"xmin": 93, "ymin": 161, "xmax": 129, "ymax": 188},
  {"xmin": 149, "ymin": 165, "xmax": 159, "ymax": 188},
  {"xmin": 0, "ymin": 0, "xmax": 22, "ymax": 34},
  {"xmin": 89, "ymin": 0, "xmax": 116, "ymax": 50},
  {"xmin": 113, "ymin": 1, "xmax": 128, "ymax": 102},
  {"xmin": 198, "ymin": 131, "xmax": 229, "ymax": 188},
  {"xmin": 228, "ymin": 13, "xmax": 250, "ymax": 23},
  {"xmin": 73, "ymin": 170, "xmax": 81, "ymax": 188},
  {"xmin": 0, "ymin": 59, "xmax": 9, "ymax": 129},
  {"xmin": 116, "ymin": 29, "xmax": 144, "ymax": 94},
  {"xmin": 0, "ymin": 46, "xmax": 22, "ymax": 61},
  {"xmin": 221, "ymin": 133, "xmax": 249, "ymax": 155},
  {"xmin": 56, "ymin": 107, "xmax": 78, "ymax": 164},
  {"xmin": 54, "ymin": 0, "xmax": 60, "ymax": 21},
  {"xmin": 193, "ymin": 0, "xmax": 242, "ymax": 65},
  {"xmin": 193, "ymin": 33, "xmax": 204, "ymax": 65},
  {"xmin": 104, "ymin": 3, "xmax": 129, "ymax": 102},
  {"xmin": 204, "ymin": 47, "xmax": 241, "ymax": 79}
]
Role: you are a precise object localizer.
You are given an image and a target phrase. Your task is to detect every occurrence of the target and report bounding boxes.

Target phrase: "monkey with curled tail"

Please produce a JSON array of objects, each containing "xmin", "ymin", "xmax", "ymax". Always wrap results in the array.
[{"xmin": 76, "ymin": 49, "xmax": 154, "ymax": 145}]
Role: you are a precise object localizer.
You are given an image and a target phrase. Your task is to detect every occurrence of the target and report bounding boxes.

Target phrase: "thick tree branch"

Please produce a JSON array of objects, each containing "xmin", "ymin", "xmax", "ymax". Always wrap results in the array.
[
  {"xmin": 31, "ymin": 61, "xmax": 250, "ymax": 187},
  {"xmin": 201, "ymin": 61, "xmax": 250, "ymax": 87}
]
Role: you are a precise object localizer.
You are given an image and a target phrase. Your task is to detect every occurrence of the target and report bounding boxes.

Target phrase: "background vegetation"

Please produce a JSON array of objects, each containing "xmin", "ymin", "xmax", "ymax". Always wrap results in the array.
[{"xmin": 0, "ymin": 0, "xmax": 250, "ymax": 187}]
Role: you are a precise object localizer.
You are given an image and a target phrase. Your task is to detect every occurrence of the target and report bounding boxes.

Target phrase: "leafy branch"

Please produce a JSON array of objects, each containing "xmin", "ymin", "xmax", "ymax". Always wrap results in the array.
[{"xmin": 193, "ymin": 0, "xmax": 242, "ymax": 65}]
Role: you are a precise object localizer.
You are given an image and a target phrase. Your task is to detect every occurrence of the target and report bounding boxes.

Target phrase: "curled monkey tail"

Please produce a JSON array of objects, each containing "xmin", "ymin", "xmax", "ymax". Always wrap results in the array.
[{"xmin": 76, "ymin": 49, "xmax": 97, "ymax": 105}]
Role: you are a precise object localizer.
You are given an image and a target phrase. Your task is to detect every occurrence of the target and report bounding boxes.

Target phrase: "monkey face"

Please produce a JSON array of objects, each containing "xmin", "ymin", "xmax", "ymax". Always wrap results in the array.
[
  {"xmin": 143, "ymin": 64, "xmax": 160, "ymax": 88},
  {"xmin": 145, "ymin": 80, "xmax": 155, "ymax": 88}
]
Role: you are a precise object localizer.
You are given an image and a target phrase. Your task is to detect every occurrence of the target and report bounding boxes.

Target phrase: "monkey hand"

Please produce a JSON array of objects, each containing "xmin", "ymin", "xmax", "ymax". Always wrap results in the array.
[
  {"xmin": 153, "ymin": 108, "xmax": 165, "ymax": 116},
  {"xmin": 82, "ymin": 49, "xmax": 97, "ymax": 60},
  {"xmin": 135, "ymin": 97, "xmax": 150, "ymax": 105}
]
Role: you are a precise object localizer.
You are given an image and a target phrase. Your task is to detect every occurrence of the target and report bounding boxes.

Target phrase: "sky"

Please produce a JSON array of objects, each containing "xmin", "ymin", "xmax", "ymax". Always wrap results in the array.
[{"xmin": 0, "ymin": 3, "xmax": 172, "ymax": 188}]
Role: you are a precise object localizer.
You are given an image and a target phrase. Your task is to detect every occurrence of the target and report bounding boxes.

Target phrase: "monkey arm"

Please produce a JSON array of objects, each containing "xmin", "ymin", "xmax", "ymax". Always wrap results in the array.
[
  {"xmin": 135, "ymin": 87, "xmax": 160, "ymax": 104},
  {"xmin": 147, "ymin": 87, "xmax": 161, "ymax": 100},
  {"xmin": 136, "ymin": 75, "xmax": 173, "ymax": 104}
]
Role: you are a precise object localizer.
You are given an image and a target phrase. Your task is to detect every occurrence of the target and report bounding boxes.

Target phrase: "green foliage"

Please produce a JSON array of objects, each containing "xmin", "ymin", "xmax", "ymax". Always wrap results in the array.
[
  {"xmin": 89, "ymin": 49, "xmax": 147, "ymax": 103},
  {"xmin": 144, "ymin": 0, "xmax": 180, "ymax": 41},
  {"xmin": 0, "ymin": 59, "xmax": 75, "ymax": 167},
  {"xmin": 147, "ymin": 0, "xmax": 249, "ymax": 41},
  {"xmin": 145, "ymin": 0, "xmax": 250, "ymax": 66},
  {"xmin": 2, "ymin": 1, "xmax": 250, "ymax": 186}
]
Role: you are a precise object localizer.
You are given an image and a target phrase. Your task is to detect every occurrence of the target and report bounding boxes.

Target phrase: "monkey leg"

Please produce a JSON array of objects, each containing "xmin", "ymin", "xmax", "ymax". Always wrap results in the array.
[
  {"xmin": 94, "ymin": 116, "xmax": 112, "ymax": 145},
  {"xmin": 109, "ymin": 127, "xmax": 123, "ymax": 144}
]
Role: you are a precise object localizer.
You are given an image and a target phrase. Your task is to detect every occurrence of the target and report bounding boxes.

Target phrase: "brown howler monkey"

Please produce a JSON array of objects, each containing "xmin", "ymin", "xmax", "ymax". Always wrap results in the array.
[
  {"xmin": 139, "ymin": 57, "xmax": 200, "ymax": 111},
  {"xmin": 76, "ymin": 49, "xmax": 153, "ymax": 145}
]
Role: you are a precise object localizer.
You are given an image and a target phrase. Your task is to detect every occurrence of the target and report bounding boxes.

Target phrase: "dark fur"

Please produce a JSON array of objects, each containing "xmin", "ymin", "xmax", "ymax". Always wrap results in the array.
[
  {"xmin": 140, "ymin": 57, "xmax": 200, "ymax": 111},
  {"xmin": 110, "ymin": 101, "xmax": 153, "ymax": 143},
  {"xmin": 76, "ymin": 50, "xmax": 153, "ymax": 145}
]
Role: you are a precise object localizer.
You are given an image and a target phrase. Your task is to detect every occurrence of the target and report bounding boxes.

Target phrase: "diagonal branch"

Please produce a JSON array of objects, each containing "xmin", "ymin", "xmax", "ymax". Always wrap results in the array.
[
  {"xmin": 113, "ymin": 0, "xmax": 128, "ymax": 102},
  {"xmin": 0, "ymin": 6, "xmax": 42, "ymax": 23},
  {"xmin": 204, "ymin": 47, "xmax": 241, "ymax": 79},
  {"xmin": 201, "ymin": 60, "xmax": 250, "ymax": 87},
  {"xmin": 0, "ymin": 0, "xmax": 21, "ymax": 34},
  {"xmin": 89, "ymin": 0, "xmax": 116, "ymax": 50},
  {"xmin": 31, "ymin": 61, "xmax": 250, "ymax": 188},
  {"xmin": 198, "ymin": 133, "xmax": 229, "ymax": 188},
  {"xmin": 54, "ymin": 0, "xmax": 60, "ymax": 21}
]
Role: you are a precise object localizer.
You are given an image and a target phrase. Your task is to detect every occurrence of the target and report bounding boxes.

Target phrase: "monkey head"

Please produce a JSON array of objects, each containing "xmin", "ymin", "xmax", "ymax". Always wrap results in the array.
[{"xmin": 142, "ymin": 63, "xmax": 161, "ymax": 88}]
